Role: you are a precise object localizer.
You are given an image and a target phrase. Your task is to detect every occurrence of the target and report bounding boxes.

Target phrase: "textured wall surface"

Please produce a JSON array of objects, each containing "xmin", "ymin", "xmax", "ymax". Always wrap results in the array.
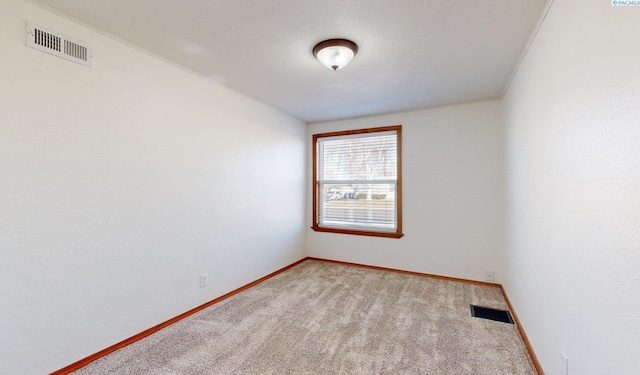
[
  {"xmin": 502, "ymin": 0, "xmax": 640, "ymax": 373},
  {"xmin": 0, "ymin": 1, "xmax": 306, "ymax": 373},
  {"xmin": 307, "ymin": 101, "xmax": 506, "ymax": 283}
]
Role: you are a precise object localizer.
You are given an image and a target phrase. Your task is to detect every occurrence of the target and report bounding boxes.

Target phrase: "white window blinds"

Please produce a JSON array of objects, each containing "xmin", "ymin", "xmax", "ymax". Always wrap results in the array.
[{"xmin": 314, "ymin": 127, "xmax": 401, "ymax": 236}]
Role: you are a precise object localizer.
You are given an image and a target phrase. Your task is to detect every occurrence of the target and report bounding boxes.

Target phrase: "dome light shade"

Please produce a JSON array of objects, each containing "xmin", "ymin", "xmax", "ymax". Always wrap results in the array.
[{"xmin": 313, "ymin": 39, "xmax": 358, "ymax": 71}]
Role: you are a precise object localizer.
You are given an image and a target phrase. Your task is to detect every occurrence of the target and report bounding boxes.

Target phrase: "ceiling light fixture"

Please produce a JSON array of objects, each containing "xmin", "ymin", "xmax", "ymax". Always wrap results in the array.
[{"xmin": 313, "ymin": 39, "xmax": 358, "ymax": 71}]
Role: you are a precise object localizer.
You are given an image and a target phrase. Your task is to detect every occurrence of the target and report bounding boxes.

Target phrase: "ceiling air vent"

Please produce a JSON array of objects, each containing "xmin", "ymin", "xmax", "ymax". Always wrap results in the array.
[{"xmin": 26, "ymin": 21, "xmax": 92, "ymax": 67}]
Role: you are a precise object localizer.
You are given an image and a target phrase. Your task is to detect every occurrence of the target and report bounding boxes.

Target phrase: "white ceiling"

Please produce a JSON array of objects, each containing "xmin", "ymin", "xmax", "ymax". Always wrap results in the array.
[{"xmin": 33, "ymin": 0, "xmax": 547, "ymax": 123}]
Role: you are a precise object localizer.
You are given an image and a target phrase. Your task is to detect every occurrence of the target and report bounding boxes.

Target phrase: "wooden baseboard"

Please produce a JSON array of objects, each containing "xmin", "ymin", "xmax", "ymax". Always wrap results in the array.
[
  {"xmin": 307, "ymin": 257, "xmax": 501, "ymax": 288},
  {"xmin": 50, "ymin": 257, "xmax": 308, "ymax": 375},
  {"xmin": 500, "ymin": 286, "xmax": 545, "ymax": 375},
  {"xmin": 52, "ymin": 256, "xmax": 544, "ymax": 375}
]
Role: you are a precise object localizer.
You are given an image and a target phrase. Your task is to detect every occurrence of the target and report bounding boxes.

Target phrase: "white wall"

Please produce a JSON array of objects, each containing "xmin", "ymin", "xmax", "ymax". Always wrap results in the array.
[
  {"xmin": 307, "ymin": 101, "xmax": 506, "ymax": 283},
  {"xmin": 503, "ymin": 0, "xmax": 640, "ymax": 374},
  {"xmin": 0, "ymin": 1, "xmax": 306, "ymax": 373}
]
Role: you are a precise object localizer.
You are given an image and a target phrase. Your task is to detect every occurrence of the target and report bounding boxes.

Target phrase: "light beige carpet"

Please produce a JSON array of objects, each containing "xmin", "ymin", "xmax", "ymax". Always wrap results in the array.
[{"xmin": 72, "ymin": 260, "xmax": 537, "ymax": 374}]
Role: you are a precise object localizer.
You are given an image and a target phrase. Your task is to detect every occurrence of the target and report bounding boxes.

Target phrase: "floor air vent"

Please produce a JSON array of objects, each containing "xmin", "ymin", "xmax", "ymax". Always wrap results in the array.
[
  {"xmin": 470, "ymin": 305, "xmax": 514, "ymax": 324},
  {"xmin": 26, "ymin": 21, "xmax": 92, "ymax": 67}
]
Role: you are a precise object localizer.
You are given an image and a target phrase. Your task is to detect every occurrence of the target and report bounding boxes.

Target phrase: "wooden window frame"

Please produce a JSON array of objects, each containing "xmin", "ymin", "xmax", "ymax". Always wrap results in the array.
[{"xmin": 312, "ymin": 125, "xmax": 403, "ymax": 239}]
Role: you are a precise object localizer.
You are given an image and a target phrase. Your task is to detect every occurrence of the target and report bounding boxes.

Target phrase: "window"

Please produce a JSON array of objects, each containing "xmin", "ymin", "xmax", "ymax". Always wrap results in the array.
[{"xmin": 312, "ymin": 125, "xmax": 403, "ymax": 238}]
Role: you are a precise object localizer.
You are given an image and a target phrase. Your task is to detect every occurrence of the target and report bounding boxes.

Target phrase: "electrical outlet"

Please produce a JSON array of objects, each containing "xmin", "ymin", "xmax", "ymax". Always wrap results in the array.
[
  {"xmin": 484, "ymin": 271, "xmax": 495, "ymax": 282},
  {"xmin": 561, "ymin": 351, "xmax": 568, "ymax": 375},
  {"xmin": 200, "ymin": 273, "xmax": 208, "ymax": 288}
]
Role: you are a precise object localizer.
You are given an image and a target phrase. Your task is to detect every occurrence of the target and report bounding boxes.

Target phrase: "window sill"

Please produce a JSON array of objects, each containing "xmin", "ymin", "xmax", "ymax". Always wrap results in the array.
[{"xmin": 311, "ymin": 226, "xmax": 404, "ymax": 239}]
